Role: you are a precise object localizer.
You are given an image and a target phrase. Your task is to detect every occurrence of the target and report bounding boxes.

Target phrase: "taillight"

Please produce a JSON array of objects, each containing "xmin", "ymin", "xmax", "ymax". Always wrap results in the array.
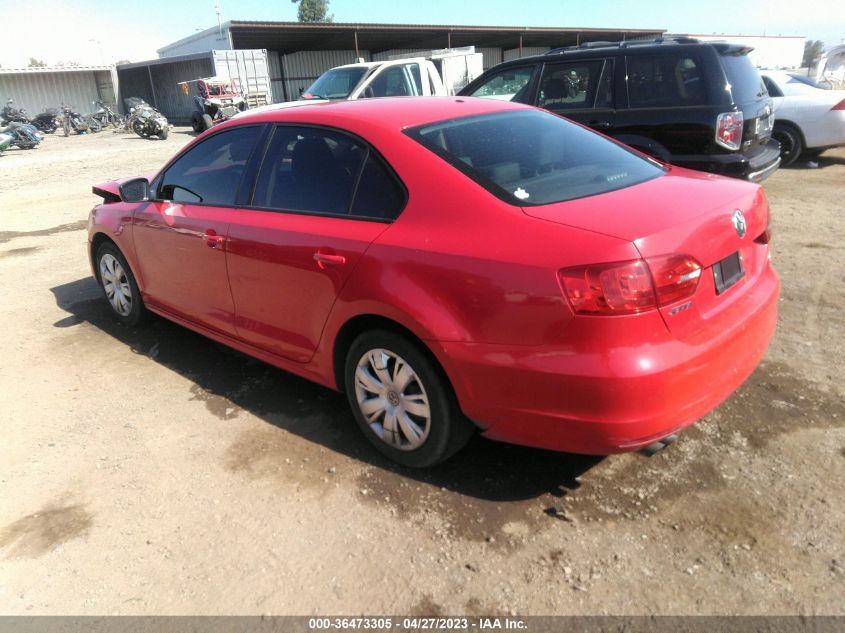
[
  {"xmin": 755, "ymin": 204, "xmax": 772, "ymax": 244},
  {"xmin": 831, "ymin": 99, "xmax": 845, "ymax": 111},
  {"xmin": 559, "ymin": 254, "xmax": 702, "ymax": 316},
  {"xmin": 715, "ymin": 111, "xmax": 744, "ymax": 150}
]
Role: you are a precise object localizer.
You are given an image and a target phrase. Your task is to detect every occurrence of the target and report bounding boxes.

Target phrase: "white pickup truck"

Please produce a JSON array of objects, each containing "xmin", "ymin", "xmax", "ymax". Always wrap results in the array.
[
  {"xmin": 237, "ymin": 49, "xmax": 483, "ymax": 118},
  {"xmin": 301, "ymin": 48, "xmax": 483, "ymax": 101}
]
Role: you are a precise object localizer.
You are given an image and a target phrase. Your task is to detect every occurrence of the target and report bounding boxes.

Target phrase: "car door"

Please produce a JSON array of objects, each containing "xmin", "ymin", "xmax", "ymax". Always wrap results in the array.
[
  {"xmin": 535, "ymin": 58, "xmax": 615, "ymax": 131},
  {"xmin": 132, "ymin": 125, "xmax": 264, "ymax": 335},
  {"xmin": 225, "ymin": 125, "xmax": 405, "ymax": 363}
]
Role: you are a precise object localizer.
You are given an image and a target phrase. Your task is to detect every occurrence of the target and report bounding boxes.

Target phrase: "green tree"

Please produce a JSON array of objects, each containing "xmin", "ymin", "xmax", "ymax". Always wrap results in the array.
[
  {"xmin": 291, "ymin": 0, "xmax": 333, "ymax": 22},
  {"xmin": 28, "ymin": 57, "xmax": 47, "ymax": 67},
  {"xmin": 802, "ymin": 40, "xmax": 824, "ymax": 69}
]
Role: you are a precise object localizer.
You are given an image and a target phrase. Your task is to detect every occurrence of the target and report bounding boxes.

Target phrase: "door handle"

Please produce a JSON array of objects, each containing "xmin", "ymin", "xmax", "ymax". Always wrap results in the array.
[
  {"xmin": 313, "ymin": 251, "xmax": 346, "ymax": 268},
  {"xmin": 203, "ymin": 230, "xmax": 225, "ymax": 249},
  {"xmin": 589, "ymin": 120, "xmax": 612, "ymax": 129}
]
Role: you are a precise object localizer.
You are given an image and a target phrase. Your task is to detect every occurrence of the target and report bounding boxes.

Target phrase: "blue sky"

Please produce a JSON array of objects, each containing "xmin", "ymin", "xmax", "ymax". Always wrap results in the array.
[{"xmin": 1, "ymin": 0, "xmax": 843, "ymax": 67}]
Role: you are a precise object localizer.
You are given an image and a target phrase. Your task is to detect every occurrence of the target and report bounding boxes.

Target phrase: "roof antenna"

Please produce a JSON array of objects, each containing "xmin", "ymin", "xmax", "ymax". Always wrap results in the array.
[{"xmin": 215, "ymin": 0, "xmax": 222, "ymax": 36}]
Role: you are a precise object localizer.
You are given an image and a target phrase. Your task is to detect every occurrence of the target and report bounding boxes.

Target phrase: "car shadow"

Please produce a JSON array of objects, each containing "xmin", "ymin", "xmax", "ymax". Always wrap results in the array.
[
  {"xmin": 783, "ymin": 153, "xmax": 845, "ymax": 169},
  {"xmin": 49, "ymin": 276, "xmax": 603, "ymax": 507}
]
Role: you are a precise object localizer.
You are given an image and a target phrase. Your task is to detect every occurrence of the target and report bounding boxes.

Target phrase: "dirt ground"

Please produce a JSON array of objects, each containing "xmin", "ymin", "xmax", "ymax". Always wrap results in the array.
[{"xmin": 0, "ymin": 128, "xmax": 843, "ymax": 616}]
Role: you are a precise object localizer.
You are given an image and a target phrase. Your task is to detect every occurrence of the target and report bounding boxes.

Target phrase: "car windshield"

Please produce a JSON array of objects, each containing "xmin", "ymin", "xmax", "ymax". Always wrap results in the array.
[
  {"xmin": 406, "ymin": 109, "xmax": 666, "ymax": 206},
  {"xmin": 303, "ymin": 67, "xmax": 368, "ymax": 100},
  {"xmin": 720, "ymin": 52, "xmax": 767, "ymax": 103}
]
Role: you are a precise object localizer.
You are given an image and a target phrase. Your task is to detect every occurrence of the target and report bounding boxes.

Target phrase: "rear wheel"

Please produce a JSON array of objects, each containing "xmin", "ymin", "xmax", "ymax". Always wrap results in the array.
[
  {"xmin": 191, "ymin": 113, "xmax": 203, "ymax": 134},
  {"xmin": 772, "ymin": 123, "xmax": 803, "ymax": 167},
  {"xmin": 95, "ymin": 242, "xmax": 148, "ymax": 327},
  {"xmin": 200, "ymin": 114, "xmax": 214, "ymax": 132},
  {"xmin": 344, "ymin": 330, "xmax": 474, "ymax": 468}
]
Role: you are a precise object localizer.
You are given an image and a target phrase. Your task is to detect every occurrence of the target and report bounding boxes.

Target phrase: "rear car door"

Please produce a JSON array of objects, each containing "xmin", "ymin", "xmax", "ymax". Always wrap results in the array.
[
  {"xmin": 614, "ymin": 50, "xmax": 713, "ymax": 159},
  {"xmin": 225, "ymin": 125, "xmax": 405, "ymax": 363},
  {"xmin": 133, "ymin": 125, "xmax": 264, "ymax": 335},
  {"xmin": 535, "ymin": 58, "xmax": 615, "ymax": 131}
]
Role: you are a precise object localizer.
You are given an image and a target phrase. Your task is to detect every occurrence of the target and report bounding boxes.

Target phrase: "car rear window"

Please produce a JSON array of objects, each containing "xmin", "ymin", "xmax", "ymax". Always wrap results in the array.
[
  {"xmin": 720, "ymin": 53, "xmax": 767, "ymax": 104},
  {"xmin": 405, "ymin": 109, "xmax": 665, "ymax": 206}
]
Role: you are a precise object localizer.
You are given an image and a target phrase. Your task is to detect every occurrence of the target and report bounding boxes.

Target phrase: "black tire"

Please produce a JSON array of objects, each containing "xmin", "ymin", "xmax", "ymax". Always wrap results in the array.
[
  {"xmin": 95, "ymin": 242, "xmax": 148, "ymax": 327},
  {"xmin": 772, "ymin": 123, "xmax": 803, "ymax": 167},
  {"xmin": 200, "ymin": 114, "xmax": 213, "ymax": 131},
  {"xmin": 88, "ymin": 119, "xmax": 101, "ymax": 133},
  {"xmin": 157, "ymin": 126, "xmax": 169, "ymax": 140},
  {"xmin": 344, "ymin": 330, "xmax": 474, "ymax": 468},
  {"xmin": 191, "ymin": 113, "xmax": 203, "ymax": 134}
]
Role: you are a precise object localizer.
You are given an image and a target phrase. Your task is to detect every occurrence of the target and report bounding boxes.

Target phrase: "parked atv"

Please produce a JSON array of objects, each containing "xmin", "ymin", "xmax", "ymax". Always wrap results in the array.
[
  {"xmin": 179, "ymin": 77, "xmax": 246, "ymax": 133},
  {"xmin": 124, "ymin": 97, "xmax": 169, "ymax": 140}
]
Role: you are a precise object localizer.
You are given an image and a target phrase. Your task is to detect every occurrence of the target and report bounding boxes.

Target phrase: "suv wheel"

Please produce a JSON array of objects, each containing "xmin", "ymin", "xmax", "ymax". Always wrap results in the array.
[{"xmin": 344, "ymin": 330, "xmax": 474, "ymax": 468}]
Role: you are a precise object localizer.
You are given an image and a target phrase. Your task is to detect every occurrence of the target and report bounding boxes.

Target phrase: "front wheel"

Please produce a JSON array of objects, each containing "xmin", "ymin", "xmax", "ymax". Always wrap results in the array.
[
  {"xmin": 157, "ymin": 126, "xmax": 169, "ymax": 140},
  {"xmin": 96, "ymin": 242, "xmax": 148, "ymax": 327},
  {"xmin": 344, "ymin": 330, "xmax": 474, "ymax": 468}
]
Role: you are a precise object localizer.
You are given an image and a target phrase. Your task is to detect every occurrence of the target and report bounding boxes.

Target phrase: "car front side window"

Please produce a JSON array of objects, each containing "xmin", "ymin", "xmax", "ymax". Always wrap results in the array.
[
  {"xmin": 158, "ymin": 126, "xmax": 262, "ymax": 205},
  {"xmin": 468, "ymin": 66, "xmax": 536, "ymax": 102}
]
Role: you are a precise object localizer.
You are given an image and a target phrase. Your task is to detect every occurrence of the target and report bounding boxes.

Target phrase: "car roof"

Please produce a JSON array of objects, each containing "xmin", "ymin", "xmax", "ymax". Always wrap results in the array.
[{"xmin": 228, "ymin": 96, "xmax": 532, "ymax": 132}]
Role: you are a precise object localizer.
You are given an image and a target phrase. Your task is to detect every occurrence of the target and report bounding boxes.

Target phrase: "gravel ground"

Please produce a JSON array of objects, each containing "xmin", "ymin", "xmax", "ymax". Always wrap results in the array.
[{"xmin": 0, "ymin": 129, "xmax": 843, "ymax": 615}]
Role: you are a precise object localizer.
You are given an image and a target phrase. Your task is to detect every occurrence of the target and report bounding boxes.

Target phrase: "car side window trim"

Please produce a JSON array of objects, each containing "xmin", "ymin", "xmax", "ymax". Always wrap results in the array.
[
  {"xmin": 149, "ymin": 123, "xmax": 268, "ymax": 207},
  {"xmin": 243, "ymin": 122, "xmax": 408, "ymax": 223}
]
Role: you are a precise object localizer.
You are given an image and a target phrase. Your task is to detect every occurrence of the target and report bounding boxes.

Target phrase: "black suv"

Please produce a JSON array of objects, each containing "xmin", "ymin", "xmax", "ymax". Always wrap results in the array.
[{"xmin": 459, "ymin": 37, "xmax": 781, "ymax": 182}]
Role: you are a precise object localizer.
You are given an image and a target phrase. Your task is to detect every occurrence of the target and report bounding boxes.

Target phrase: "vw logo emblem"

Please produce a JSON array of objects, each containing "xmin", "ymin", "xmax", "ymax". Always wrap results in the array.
[{"xmin": 731, "ymin": 209, "xmax": 747, "ymax": 238}]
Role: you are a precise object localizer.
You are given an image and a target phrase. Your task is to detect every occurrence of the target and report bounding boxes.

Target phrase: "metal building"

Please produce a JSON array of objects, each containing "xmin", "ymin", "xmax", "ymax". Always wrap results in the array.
[
  {"xmin": 0, "ymin": 66, "xmax": 118, "ymax": 117},
  {"xmin": 158, "ymin": 21, "xmax": 664, "ymax": 103},
  {"xmin": 116, "ymin": 50, "xmax": 271, "ymax": 123}
]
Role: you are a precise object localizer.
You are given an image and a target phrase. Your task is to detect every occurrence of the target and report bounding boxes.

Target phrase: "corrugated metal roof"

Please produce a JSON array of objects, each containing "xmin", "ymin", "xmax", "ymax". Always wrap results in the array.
[
  {"xmin": 162, "ymin": 20, "xmax": 663, "ymax": 55},
  {"xmin": 0, "ymin": 65, "xmax": 114, "ymax": 74}
]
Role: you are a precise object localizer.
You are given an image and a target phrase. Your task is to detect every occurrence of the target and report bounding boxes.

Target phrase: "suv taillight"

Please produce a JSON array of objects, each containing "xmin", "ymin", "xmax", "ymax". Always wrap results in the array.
[
  {"xmin": 715, "ymin": 111, "xmax": 744, "ymax": 150},
  {"xmin": 559, "ymin": 255, "xmax": 702, "ymax": 316}
]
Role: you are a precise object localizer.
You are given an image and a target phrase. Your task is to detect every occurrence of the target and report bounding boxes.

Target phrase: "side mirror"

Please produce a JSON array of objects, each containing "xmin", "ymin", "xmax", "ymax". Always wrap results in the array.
[{"xmin": 119, "ymin": 177, "xmax": 150, "ymax": 203}]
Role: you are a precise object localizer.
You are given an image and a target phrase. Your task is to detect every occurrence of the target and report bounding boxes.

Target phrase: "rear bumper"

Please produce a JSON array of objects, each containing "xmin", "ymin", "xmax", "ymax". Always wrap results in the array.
[
  {"xmin": 671, "ymin": 139, "xmax": 782, "ymax": 182},
  {"xmin": 434, "ymin": 264, "xmax": 780, "ymax": 455}
]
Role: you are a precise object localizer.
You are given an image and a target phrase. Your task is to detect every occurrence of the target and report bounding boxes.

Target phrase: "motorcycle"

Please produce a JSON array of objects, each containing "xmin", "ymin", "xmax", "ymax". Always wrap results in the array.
[
  {"xmin": 124, "ymin": 97, "xmax": 169, "ymax": 140},
  {"xmin": 0, "ymin": 121, "xmax": 43, "ymax": 149},
  {"xmin": 92, "ymin": 100, "xmax": 124, "ymax": 129},
  {"xmin": 1, "ymin": 98, "xmax": 31, "ymax": 124},
  {"xmin": 30, "ymin": 108, "xmax": 62, "ymax": 134},
  {"xmin": 60, "ymin": 104, "xmax": 101, "ymax": 136}
]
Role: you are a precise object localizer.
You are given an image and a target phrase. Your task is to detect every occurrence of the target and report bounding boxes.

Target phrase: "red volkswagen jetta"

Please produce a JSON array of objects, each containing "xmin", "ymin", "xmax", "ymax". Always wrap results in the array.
[{"xmin": 88, "ymin": 97, "xmax": 779, "ymax": 467}]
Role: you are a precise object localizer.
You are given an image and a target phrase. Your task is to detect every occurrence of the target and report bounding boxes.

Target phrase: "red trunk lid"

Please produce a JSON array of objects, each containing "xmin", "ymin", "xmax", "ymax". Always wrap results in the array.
[{"xmin": 523, "ymin": 166, "xmax": 772, "ymax": 337}]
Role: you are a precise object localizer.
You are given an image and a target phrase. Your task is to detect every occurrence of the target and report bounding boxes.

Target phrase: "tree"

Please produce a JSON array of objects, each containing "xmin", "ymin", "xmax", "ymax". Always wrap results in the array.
[
  {"xmin": 28, "ymin": 57, "xmax": 47, "ymax": 67},
  {"xmin": 291, "ymin": 0, "xmax": 333, "ymax": 23},
  {"xmin": 803, "ymin": 40, "xmax": 824, "ymax": 69}
]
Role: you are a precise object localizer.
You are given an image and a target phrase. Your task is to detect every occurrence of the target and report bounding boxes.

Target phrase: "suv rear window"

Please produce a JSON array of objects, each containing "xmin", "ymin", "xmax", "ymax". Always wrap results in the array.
[
  {"xmin": 405, "ymin": 109, "xmax": 665, "ymax": 206},
  {"xmin": 628, "ymin": 53, "xmax": 707, "ymax": 107},
  {"xmin": 720, "ymin": 52, "xmax": 767, "ymax": 104}
]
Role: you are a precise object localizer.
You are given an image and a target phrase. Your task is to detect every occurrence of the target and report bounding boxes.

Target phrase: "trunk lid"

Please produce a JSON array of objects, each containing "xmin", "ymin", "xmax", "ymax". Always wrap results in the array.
[{"xmin": 523, "ymin": 166, "xmax": 771, "ymax": 336}]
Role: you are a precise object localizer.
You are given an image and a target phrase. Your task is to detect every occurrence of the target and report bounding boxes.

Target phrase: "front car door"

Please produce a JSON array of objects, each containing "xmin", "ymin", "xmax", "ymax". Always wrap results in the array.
[
  {"xmin": 132, "ymin": 125, "xmax": 265, "ymax": 335},
  {"xmin": 534, "ymin": 58, "xmax": 615, "ymax": 131},
  {"xmin": 225, "ymin": 125, "xmax": 406, "ymax": 363}
]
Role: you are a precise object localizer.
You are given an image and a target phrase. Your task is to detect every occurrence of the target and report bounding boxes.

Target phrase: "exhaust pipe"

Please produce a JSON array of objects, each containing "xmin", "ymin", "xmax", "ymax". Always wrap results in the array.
[{"xmin": 639, "ymin": 433, "xmax": 679, "ymax": 457}]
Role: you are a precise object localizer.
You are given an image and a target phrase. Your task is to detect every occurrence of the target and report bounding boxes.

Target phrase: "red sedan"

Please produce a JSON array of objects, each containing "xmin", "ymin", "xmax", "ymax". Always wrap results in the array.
[{"xmin": 88, "ymin": 97, "xmax": 779, "ymax": 467}]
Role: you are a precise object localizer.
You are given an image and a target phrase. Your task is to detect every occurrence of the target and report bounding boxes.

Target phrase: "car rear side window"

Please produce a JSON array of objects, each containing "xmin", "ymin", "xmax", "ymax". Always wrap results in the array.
[
  {"xmin": 350, "ymin": 153, "xmax": 406, "ymax": 219},
  {"xmin": 761, "ymin": 76, "xmax": 783, "ymax": 98},
  {"xmin": 405, "ymin": 109, "xmax": 665, "ymax": 206},
  {"xmin": 537, "ymin": 60, "xmax": 609, "ymax": 111},
  {"xmin": 627, "ymin": 53, "xmax": 707, "ymax": 108},
  {"xmin": 251, "ymin": 126, "xmax": 404, "ymax": 219},
  {"xmin": 158, "ymin": 126, "xmax": 262, "ymax": 205},
  {"xmin": 720, "ymin": 52, "xmax": 767, "ymax": 104}
]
